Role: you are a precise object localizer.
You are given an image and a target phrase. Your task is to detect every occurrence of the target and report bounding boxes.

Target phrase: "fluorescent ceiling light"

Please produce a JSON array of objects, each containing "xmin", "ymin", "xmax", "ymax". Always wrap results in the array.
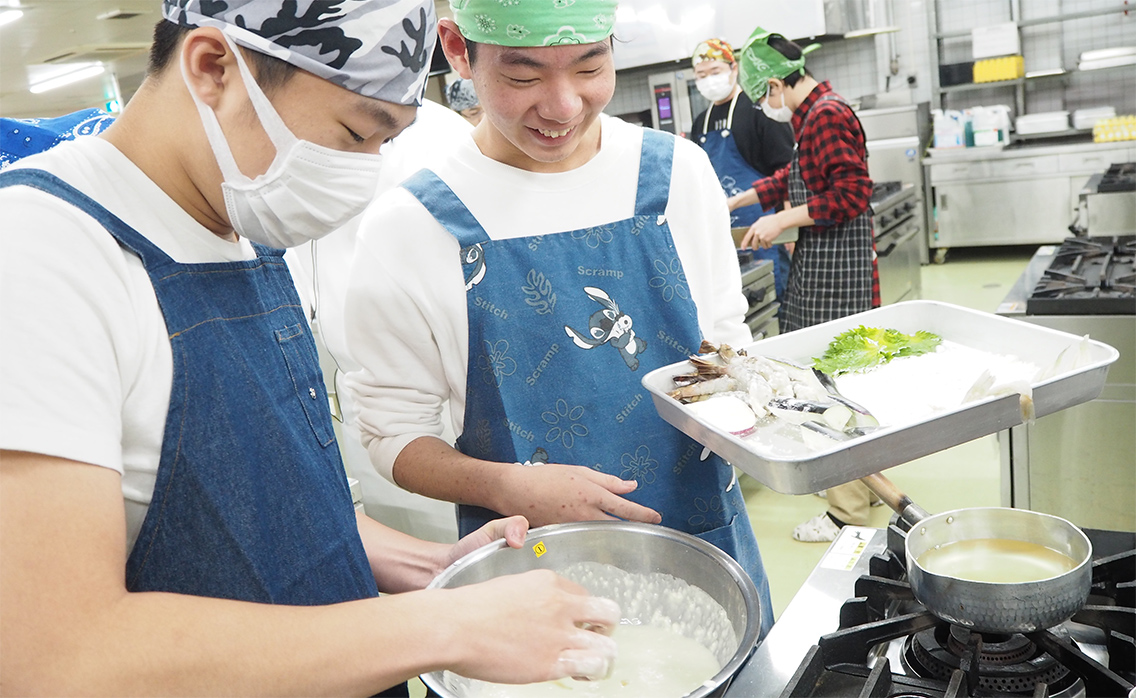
[
  {"xmin": 29, "ymin": 64, "xmax": 106, "ymax": 94},
  {"xmin": 0, "ymin": 9, "xmax": 23, "ymax": 26}
]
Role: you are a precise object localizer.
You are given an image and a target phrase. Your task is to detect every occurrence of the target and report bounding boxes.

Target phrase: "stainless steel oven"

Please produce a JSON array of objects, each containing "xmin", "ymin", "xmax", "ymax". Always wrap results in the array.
[
  {"xmin": 737, "ymin": 252, "xmax": 779, "ymax": 341},
  {"xmin": 871, "ymin": 181, "xmax": 923, "ymax": 305}
]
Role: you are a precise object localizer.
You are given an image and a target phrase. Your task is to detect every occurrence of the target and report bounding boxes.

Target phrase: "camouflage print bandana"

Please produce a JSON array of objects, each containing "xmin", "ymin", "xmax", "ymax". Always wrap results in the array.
[
  {"xmin": 737, "ymin": 28, "xmax": 820, "ymax": 102},
  {"xmin": 163, "ymin": 0, "xmax": 436, "ymax": 105},
  {"xmin": 445, "ymin": 78, "xmax": 479, "ymax": 112},
  {"xmin": 449, "ymin": 0, "xmax": 618, "ymax": 47}
]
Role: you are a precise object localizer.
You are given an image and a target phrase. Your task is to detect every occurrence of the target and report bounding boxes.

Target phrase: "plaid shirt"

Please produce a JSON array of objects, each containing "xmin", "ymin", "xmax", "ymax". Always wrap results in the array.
[{"xmin": 752, "ymin": 81, "xmax": 872, "ymax": 227}]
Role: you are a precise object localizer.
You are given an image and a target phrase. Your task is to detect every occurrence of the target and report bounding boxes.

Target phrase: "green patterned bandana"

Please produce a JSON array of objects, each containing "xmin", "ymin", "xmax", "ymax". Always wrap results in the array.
[
  {"xmin": 450, "ymin": 0, "xmax": 618, "ymax": 47},
  {"xmin": 738, "ymin": 28, "xmax": 820, "ymax": 101}
]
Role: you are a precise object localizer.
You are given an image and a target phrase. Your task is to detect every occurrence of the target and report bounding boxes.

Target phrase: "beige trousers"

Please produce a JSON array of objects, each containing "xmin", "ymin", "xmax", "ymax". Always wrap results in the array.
[{"xmin": 826, "ymin": 480, "xmax": 873, "ymax": 526}]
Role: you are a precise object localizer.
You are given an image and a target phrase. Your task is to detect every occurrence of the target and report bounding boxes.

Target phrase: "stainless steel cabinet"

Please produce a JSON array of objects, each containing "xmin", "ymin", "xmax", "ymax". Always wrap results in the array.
[
  {"xmin": 999, "ymin": 315, "xmax": 1135, "ymax": 533},
  {"xmin": 927, "ymin": 142, "xmax": 1136, "ymax": 250},
  {"xmin": 933, "ymin": 174, "xmax": 1072, "ymax": 247}
]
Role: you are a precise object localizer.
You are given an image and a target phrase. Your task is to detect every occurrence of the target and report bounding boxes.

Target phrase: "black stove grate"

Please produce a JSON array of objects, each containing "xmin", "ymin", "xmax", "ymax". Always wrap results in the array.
[
  {"xmin": 1096, "ymin": 163, "xmax": 1136, "ymax": 194},
  {"xmin": 872, "ymin": 181, "xmax": 905, "ymax": 202},
  {"xmin": 1027, "ymin": 236, "xmax": 1136, "ymax": 315},
  {"xmin": 778, "ymin": 522, "xmax": 1136, "ymax": 698}
]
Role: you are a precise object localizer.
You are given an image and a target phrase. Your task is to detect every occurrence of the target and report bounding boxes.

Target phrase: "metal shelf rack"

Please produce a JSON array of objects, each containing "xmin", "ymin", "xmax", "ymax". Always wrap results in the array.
[{"xmin": 927, "ymin": 0, "xmax": 1133, "ymax": 130}]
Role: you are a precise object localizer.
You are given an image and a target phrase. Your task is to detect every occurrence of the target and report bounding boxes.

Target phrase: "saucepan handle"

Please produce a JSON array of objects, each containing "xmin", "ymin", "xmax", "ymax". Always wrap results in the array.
[{"xmin": 861, "ymin": 472, "xmax": 931, "ymax": 528}]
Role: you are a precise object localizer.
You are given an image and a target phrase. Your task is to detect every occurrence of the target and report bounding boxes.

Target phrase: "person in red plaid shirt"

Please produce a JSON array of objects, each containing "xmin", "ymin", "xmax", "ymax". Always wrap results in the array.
[{"xmin": 727, "ymin": 28, "xmax": 882, "ymax": 543}]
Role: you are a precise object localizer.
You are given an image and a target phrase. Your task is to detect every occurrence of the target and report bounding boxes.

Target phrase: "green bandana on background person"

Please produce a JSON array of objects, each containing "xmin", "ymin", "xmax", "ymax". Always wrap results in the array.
[
  {"xmin": 449, "ymin": 0, "xmax": 618, "ymax": 47},
  {"xmin": 737, "ymin": 27, "xmax": 821, "ymax": 102}
]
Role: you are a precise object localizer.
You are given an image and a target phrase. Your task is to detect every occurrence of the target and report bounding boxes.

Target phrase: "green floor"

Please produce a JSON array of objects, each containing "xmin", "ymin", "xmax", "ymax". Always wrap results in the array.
[{"xmin": 745, "ymin": 244, "xmax": 1039, "ymax": 620}]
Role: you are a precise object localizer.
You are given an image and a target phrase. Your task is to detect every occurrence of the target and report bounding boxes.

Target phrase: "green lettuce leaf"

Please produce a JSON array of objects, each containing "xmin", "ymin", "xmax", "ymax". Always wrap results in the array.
[{"xmin": 813, "ymin": 326, "xmax": 942, "ymax": 376}]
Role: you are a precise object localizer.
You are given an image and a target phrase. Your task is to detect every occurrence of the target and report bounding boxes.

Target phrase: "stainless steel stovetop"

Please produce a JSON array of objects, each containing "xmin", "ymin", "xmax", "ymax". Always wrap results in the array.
[
  {"xmin": 727, "ymin": 526, "xmax": 889, "ymax": 697},
  {"xmin": 726, "ymin": 524, "xmax": 1136, "ymax": 698}
]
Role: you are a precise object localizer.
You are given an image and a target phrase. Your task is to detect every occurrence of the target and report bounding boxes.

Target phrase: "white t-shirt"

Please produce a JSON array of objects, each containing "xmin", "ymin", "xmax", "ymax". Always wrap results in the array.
[
  {"xmin": 0, "ymin": 136, "xmax": 258, "ymax": 550},
  {"xmin": 285, "ymin": 99, "xmax": 473, "ymax": 543},
  {"xmin": 342, "ymin": 114, "xmax": 750, "ymax": 482}
]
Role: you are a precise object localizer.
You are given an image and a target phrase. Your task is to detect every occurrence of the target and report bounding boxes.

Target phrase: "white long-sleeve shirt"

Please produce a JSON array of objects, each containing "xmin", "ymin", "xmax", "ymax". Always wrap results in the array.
[{"xmin": 342, "ymin": 115, "xmax": 750, "ymax": 482}]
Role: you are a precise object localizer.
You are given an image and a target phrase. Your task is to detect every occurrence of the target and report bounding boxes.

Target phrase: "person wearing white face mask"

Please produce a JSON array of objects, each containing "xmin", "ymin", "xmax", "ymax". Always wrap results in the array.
[
  {"xmin": 0, "ymin": 1, "xmax": 623, "ymax": 694},
  {"xmin": 689, "ymin": 38, "xmax": 794, "ymax": 301},
  {"xmin": 726, "ymin": 29, "xmax": 882, "ymax": 545}
]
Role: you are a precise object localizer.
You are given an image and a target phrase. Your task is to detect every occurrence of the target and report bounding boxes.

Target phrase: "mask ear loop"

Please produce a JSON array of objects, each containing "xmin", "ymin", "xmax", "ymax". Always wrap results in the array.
[
  {"xmin": 218, "ymin": 26, "xmax": 298, "ymax": 158},
  {"xmin": 181, "ymin": 37, "xmax": 250, "ymax": 186},
  {"xmin": 179, "ymin": 27, "xmax": 301, "ymax": 188}
]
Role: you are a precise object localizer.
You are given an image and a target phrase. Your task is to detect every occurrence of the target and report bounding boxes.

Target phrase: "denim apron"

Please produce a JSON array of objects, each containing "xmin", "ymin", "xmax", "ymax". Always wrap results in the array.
[
  {"xmin": 402, "ymin": 130, "xmax": 774, "ymax": 638},
  {"xmin": 697, "ymin": 93, "xmax": 790, "ymax": 300},
  {"xmin": 781, "ymin": 94, "xmax": 878, "ymax": 333},
  {"xmin": 0, "ymin": 168, "xmax": 377, "ymax": 606}
]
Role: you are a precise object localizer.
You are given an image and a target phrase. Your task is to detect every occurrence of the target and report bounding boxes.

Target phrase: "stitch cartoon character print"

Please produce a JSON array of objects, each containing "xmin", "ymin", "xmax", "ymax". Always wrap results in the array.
[
  {"xmin": 563, "ymin": 286, "xmax": 648, "ymax": 371},
  {"xmin": 461, "ymin": 242, "xmax": 486, "ymax": 290}
]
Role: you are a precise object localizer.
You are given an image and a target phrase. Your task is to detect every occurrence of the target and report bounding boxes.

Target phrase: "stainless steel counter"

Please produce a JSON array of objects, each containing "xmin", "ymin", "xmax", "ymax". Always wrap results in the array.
[
  {"xmin": 925, "ymin": 140, "xmax": 1136, "ymax": 252},
  {"xmin": 996, "ymin": 245, "xmax": 1136, "ymax": 532},
  {"xmin": 725, "ymin": 526, "xmax": 887, "ymax": 697},
  {"xmin": 926, "ymin": 138, "xmax": 1136, "ymax": 163}
]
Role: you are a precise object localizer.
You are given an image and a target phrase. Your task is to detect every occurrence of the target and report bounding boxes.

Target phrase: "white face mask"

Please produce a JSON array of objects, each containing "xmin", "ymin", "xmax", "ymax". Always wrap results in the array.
[
  {"xmin": 695, "ymin": 72, "xmax": 734, "ymax": 103},
  {"xmin": 183, "ymin": 30, "xmax": 385, "ymax": 249},
  {"xmin": 761, "ymin": 87, "xmax": 793, "ymax": 123}
]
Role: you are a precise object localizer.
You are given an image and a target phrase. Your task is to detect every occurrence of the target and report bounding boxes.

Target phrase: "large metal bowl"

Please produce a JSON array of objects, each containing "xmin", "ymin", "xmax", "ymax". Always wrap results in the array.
[{"xmin": 421, "ymin": 521, "xmax": 762, "ymax": 698}]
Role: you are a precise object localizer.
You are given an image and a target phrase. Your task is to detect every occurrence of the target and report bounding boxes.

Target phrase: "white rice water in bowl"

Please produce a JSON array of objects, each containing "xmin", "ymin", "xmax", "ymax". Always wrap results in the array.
[{"xmin": 447, "ymin": 561, "xmax": 737, "ymax": 698}]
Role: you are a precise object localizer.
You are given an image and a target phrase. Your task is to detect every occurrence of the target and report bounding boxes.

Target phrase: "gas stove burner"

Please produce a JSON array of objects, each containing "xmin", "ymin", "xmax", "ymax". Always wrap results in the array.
[
  {"xmin": 1027, "ymin": 235, "xmax": 1136, "ymax": 315},
  {"xmin": 945, "ymin": 628, "xmax": 1034, "ymax": 665},
  {"xmin": 902, "ymin": 624, "xmax": 1079, "ymax": 695},
  {"xmin": 1096, "ymin": 162, "xmax": 1136, "ymax": 193}
]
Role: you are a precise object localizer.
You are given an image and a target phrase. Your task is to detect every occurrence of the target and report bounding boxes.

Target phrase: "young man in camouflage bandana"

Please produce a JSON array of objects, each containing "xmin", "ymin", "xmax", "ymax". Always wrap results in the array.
[
  {"xmin": 343, "ymin": 0, "xmax": 776, "ymax": 639},
  {"xmin": 0, "ymin": 2, "xmax": 620, "ymax": 693}
]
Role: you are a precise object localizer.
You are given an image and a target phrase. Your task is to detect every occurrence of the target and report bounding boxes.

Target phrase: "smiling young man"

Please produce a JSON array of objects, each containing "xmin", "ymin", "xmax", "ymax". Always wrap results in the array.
[
  {"xmin": 342, "ymin": 0, "xmax": 775, "ymax": 639},
  {"xmin": 0, "ymin": 1, "xmax": 622, "ymax": 694}
]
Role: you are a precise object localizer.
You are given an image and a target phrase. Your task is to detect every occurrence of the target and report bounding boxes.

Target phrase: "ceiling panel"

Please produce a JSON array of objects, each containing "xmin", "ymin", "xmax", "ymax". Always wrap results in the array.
[
  {"xmin": 1, "ymin": 1, "xmax": 156, "ymax": 118},
  {"xmin": 1, "ymin": 1, "xmax": 458, "ymax": 120}
]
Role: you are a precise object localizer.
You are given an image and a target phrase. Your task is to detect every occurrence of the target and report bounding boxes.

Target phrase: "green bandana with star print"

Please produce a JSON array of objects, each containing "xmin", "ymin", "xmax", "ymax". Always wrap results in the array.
[{"xmin": 450, "ymin": 0, "xmax": 618, "ymax": 47}]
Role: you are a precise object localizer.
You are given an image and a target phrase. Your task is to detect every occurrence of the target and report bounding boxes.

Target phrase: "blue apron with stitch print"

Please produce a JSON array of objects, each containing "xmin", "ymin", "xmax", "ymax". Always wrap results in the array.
[
  {"xmin": 0, "ymin": 168, "xmax": 377, "ymax": 606},
  {"xmin": 402, "ymin": 129, "xmax": 774, "ymax": 638},
  {"xmin": 696, "ymin": 93, "xmax": 790, "ymax": 301}
]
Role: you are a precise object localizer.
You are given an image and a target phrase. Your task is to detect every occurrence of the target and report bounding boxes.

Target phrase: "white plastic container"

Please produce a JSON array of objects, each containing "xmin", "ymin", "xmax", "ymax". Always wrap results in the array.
[
  {"xmin": 971, "ymin": 22, "xmax": 1020, "ymax": 60},
  {"xmin": 1072, "ymin": 106, "xmax": 1117, "ymax": 131},
  {"xmin": 932, "ymin": 109, "xmax": 966, "ymax": 148},
  {"xmin": 1078, "ymin": 46, "xmax": 1136, "ymax": 71},
  {"xmin": 1016, "ymin": 111, "xmax": 1069, "ymax": 135},
  {"xmin": 971, "ymin": 105, "xmax": 1012, "ymax": 146}
]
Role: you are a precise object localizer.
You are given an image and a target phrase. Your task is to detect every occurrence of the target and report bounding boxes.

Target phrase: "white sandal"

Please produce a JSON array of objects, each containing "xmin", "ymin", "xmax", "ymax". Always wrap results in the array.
[{"xmin": 792, "ymin": 513, "xmax": 841, "ymax": 543}]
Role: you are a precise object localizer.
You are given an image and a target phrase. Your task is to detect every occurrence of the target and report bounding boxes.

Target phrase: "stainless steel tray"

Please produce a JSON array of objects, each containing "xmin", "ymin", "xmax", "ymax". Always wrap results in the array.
[{"xmin": 641, "ymin": 301, "xmax": 1119, "ymax": 494}]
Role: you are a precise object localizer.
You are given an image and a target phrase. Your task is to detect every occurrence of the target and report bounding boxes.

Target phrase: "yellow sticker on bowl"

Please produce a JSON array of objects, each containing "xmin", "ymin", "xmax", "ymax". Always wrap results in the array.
[{"xmin": 533, "ymin": 541, "xmax": 547, "ymax": 557}]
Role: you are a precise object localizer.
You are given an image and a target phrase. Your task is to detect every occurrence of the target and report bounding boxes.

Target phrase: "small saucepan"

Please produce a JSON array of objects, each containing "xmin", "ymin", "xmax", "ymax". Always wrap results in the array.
[{"xmin": 861, "ymin": 472, "xmax": 1093, "ymax": 634}]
